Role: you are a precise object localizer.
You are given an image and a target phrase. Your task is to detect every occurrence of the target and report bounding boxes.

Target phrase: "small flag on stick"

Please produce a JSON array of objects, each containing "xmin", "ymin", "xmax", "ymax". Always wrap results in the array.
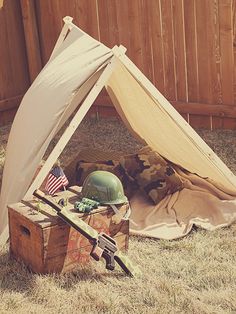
[{"xmin": 45, "ymin": 166, "xmax": 69, "ymax": 195}]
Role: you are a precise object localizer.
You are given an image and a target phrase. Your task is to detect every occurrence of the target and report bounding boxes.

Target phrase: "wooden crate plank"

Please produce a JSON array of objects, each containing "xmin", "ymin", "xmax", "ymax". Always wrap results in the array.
[
  {"xmin": 9, "ymin": 185, "xmax": 129, "ymax": 274},
  {"xmin": 160, "ymin": 0, "xmax": 177, "ymax": 100},
  {"xmin": 172, "ymin": 0, "xmax": 188, "ymax": 102}
]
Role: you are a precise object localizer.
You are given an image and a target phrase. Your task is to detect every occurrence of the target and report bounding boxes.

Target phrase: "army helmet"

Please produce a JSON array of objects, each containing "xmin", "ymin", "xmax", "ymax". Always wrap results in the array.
[{"xmin": 81, "ymin": 170, "xmax": 127, "ymax": 205}]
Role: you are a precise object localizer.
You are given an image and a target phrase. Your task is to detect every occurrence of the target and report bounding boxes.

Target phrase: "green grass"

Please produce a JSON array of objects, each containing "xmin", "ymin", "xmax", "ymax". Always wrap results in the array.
[{"xmin": 0, "ymin": 119, "xmax": 236, "ymax": 313}]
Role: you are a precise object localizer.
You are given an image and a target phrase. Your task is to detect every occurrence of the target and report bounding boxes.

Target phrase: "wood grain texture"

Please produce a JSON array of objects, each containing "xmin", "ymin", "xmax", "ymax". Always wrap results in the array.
[
  {"xmin": 218, "ymin": 0, "xmax": 234, "ymax": 105},
  {"xmin": 160, "ymin": 0, "xmax": 177, "ymax": 100},
  {"xmin": 0, "ymin": 0, "xmax": 236, "ymax": 129},
  {"xmin": 147, "ymin": 0, "xmax": 165, "ymax": 93},
  {"xmin": 172, "ymin": 0, "xmax": 187, "ymax": 102},
  {"xmin": 195, "ymin": 0, "xmax": 211, "ymax": 104},
  {"xmin": 8, "ymin": 187, "xmax": 129, "ymax": 274},
  {"xmin": 20, "ymin": 0, "xmax": 42, "ymax": 82},
  {"xmin": 183, "ymin": 0, "xmax": 199, "ymax": 102},
  {"xmin": 0, "ymin": 95, "xmax": 23, "ymax": 112},
  {"xmin": 0, "ymin": 0, "xmax": 29, "ymax": 100}
]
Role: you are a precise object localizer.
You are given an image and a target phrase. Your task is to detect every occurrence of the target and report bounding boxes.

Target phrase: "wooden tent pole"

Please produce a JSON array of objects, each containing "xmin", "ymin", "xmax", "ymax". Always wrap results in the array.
[
  {"xmin": 20, "ymin": 0, "xmax": 42, "ymax": 82},
  {"xmin": 24, "ymin": 54, "xmax": 119, "ymax": 200},
  {"xmin": 49, "ymin": 16, "xmax": 74, "ymax": 60}
]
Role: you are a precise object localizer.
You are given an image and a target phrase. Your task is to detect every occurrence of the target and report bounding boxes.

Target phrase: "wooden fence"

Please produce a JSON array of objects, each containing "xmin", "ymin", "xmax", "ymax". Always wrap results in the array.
[{"xmin": 0, "ymin": 0, "xmax": 236, "ymax": 129}]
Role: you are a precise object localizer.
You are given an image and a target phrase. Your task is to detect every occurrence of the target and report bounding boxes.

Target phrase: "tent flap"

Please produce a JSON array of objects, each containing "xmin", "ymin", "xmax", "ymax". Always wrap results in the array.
[
  {"xmin": 106, "ymin": 60, "xmax": 236, "ymax": 194},
  {"xmin": 0, "ymin": 26, "xmax": 112, "ymax": 243}
]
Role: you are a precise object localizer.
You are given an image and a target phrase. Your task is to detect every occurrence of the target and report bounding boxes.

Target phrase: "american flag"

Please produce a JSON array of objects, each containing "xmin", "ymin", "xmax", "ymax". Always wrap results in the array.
[{"xmin": 45, "ymin": 166, "xmax": 69, "ymax": 195}]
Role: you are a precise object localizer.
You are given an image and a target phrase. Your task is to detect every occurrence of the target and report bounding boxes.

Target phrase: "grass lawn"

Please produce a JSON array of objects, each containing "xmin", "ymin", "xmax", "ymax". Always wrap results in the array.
[{"xmin": 0, "ymin": 118, "xmax": 236, "ymax": 314}]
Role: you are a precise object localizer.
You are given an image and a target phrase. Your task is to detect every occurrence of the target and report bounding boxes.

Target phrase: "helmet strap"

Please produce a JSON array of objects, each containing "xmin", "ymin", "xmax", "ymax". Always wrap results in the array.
[{"xmin": 110, "ymin": 204, "xmax": 138, "ymax": 226}]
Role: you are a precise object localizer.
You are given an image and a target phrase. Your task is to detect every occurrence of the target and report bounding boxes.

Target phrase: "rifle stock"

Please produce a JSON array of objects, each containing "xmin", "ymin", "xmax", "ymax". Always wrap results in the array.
[{"xmin": 33, "ymin": 189, "xmax": 141, "ymax": 277}]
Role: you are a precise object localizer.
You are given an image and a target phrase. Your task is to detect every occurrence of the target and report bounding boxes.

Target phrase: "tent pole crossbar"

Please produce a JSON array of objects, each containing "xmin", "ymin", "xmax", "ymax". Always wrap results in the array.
[
  {"xmin": 112, "ymin": 46, "xmax": 236, "ymax": 188},
  {"xmin": 24, "ymin": 54, "xmax": 119, "ymax": 200}
]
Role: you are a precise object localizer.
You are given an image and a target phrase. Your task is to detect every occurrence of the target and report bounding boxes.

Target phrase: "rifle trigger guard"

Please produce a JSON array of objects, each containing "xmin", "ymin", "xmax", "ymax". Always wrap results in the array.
[{"xmin": 90, "ymin": 233, "xmax": 118, "ymax": 271}]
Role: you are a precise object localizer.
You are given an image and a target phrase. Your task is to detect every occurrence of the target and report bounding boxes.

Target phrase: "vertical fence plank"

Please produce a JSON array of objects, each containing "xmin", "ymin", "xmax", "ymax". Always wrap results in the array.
[
  {"xmin": 97, "ymin": 0, "xmax": 119, "ymax": 48},
  {"xmin": 0, "ymin": 0, "xmax": 30, "ymax": 125},
  {"xmin": 219, "ymin": 0, "xmax": 235, "ymax": 129},
  {"xmin": 172, "ymin": 0, "xmax": 187, "ymax": 102},
  {"xmin": 3, "ymin": 0, "xmax": 30, "ymax": 96},
  {"xmin": 20, "ymin": 0, "xmax": 42, "ymax": 82},
  {"xmin": 160, "ymin": 0, "xmax": 177, "ymax": 100},
  {"xmin": 232, "ymin": 0, "xmax": 236, "ymax": 105},
  {"xmin": 195, "ymin": 0, "xmax": 211, "ymax": 104},
  {"xmin": 183, "ymin": 0, "xmax": 208, "ymax": 128},
  {"xmin": 139, "ymin": 0, "xmax": 154, "ymax": 82},
  {"xmin": 115, "ymin": 0, "xmax": 131, "ymax": 54},
  {"xmin": 75, "ymin": 0, "xmax": 100, "ymax": 40},
  {"xmin": 36, "ymin": 0, "xmax": 100, "ymax": 64},
  {"xmin": 147, "ymin": 0, "xmax": 165, "ymax": 94},
  {"xmin": 126, "ymin": 0, "xmax": 143, "ymax": 70},
  {"xmin": 219, "ymin": 0, "xmax": 234, "ymax": 105},
  {"xmin": 183, "ymin": 0, "xmax": 199, "ymax": 103},
  {"xmin": 206, "ymin": 0, "xmax": 224, "ymax": 129},
  {"xmin": 1, "ymin": 0, "xmax": 236, "ymax": 128},
  {"xmin": 190, "ymin": 0, "xmax": 211, "ymax": 128}
]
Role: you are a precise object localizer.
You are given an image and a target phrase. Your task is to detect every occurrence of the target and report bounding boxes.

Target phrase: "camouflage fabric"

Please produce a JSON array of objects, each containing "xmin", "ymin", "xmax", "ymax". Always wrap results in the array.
[
  {"xmin": 119, "ymin": 146, "xmax": 183, "ymax": 204},
  {"xmin": 76, "ymin": 146, "xmax": 183, "ymax": 204},
  {"xmin": 76, "ymin": 160, "xmax": 118, "ymax": 185}
]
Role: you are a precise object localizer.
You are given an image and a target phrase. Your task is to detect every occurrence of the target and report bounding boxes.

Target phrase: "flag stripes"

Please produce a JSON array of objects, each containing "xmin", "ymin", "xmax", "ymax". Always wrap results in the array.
[{"xmin": 45, "ymin": 166, "xmax": 69, "ymax": 195}]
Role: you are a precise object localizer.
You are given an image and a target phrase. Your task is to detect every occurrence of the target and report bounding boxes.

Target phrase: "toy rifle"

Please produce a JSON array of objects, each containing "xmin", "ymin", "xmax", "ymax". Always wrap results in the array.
[{"xmin": 33, "ymin": 189, "xmax": 141, "ymax": 278}]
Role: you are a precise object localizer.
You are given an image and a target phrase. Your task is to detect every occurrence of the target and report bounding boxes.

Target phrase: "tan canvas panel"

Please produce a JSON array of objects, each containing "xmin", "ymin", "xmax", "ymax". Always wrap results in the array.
[{"xmin": 106, "ymin": 60, "xmax": 236, "ymax": 194}]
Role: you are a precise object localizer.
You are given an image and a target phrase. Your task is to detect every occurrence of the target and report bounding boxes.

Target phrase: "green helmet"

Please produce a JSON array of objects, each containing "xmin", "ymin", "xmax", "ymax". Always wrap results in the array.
[{"xmin": 81, "ymin": 170, "xmax": 127, "ymax": 205}]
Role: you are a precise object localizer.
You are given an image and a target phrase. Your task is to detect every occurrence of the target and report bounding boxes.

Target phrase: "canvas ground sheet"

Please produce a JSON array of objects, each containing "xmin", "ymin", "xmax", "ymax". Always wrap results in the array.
[{"xmin": 70, "ymin": 147, "xmax": 236, "ymax": 240}]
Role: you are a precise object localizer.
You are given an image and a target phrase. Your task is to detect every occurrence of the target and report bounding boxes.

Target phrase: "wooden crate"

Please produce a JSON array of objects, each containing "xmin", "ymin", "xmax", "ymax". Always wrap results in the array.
[{"xmin": 8, "ymin": 186, "xmax": 129, "ymax": 274}]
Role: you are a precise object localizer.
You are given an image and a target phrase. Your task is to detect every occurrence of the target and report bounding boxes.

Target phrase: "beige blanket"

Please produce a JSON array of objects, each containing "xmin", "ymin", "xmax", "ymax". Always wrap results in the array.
[
  {"xmin": 65, "ymin": 148, "xmax": 236, "ymax": 240},
  {"xmin": 130, "ymin": 169, "xmax": 236, "ymax": 239}
]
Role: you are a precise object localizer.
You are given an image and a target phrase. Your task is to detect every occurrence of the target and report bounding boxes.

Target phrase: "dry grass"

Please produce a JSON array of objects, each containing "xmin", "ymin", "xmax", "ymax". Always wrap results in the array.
[{"xmin": 1, "ymin": 117, "xmax": 236, "ymax": 314}]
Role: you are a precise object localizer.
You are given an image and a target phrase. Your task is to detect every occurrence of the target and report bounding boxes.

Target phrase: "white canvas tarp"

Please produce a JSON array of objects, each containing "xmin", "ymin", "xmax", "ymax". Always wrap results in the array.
[{"xmin": 0, "ymin": 27, "xmax": 112, "ymax": 243}]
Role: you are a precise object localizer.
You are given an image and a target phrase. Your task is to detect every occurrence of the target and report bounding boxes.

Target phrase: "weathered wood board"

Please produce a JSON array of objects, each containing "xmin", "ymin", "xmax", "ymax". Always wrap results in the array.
[{"xmin": 8, "ymin": 186, "xmax": 129, "ymax": 274}]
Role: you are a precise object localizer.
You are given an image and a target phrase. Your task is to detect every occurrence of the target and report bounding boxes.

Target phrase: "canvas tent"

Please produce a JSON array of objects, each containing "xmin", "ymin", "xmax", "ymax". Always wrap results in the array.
[{"xmin": 1, "ymin": 17, "xmax": 236, "ymax": 245}]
